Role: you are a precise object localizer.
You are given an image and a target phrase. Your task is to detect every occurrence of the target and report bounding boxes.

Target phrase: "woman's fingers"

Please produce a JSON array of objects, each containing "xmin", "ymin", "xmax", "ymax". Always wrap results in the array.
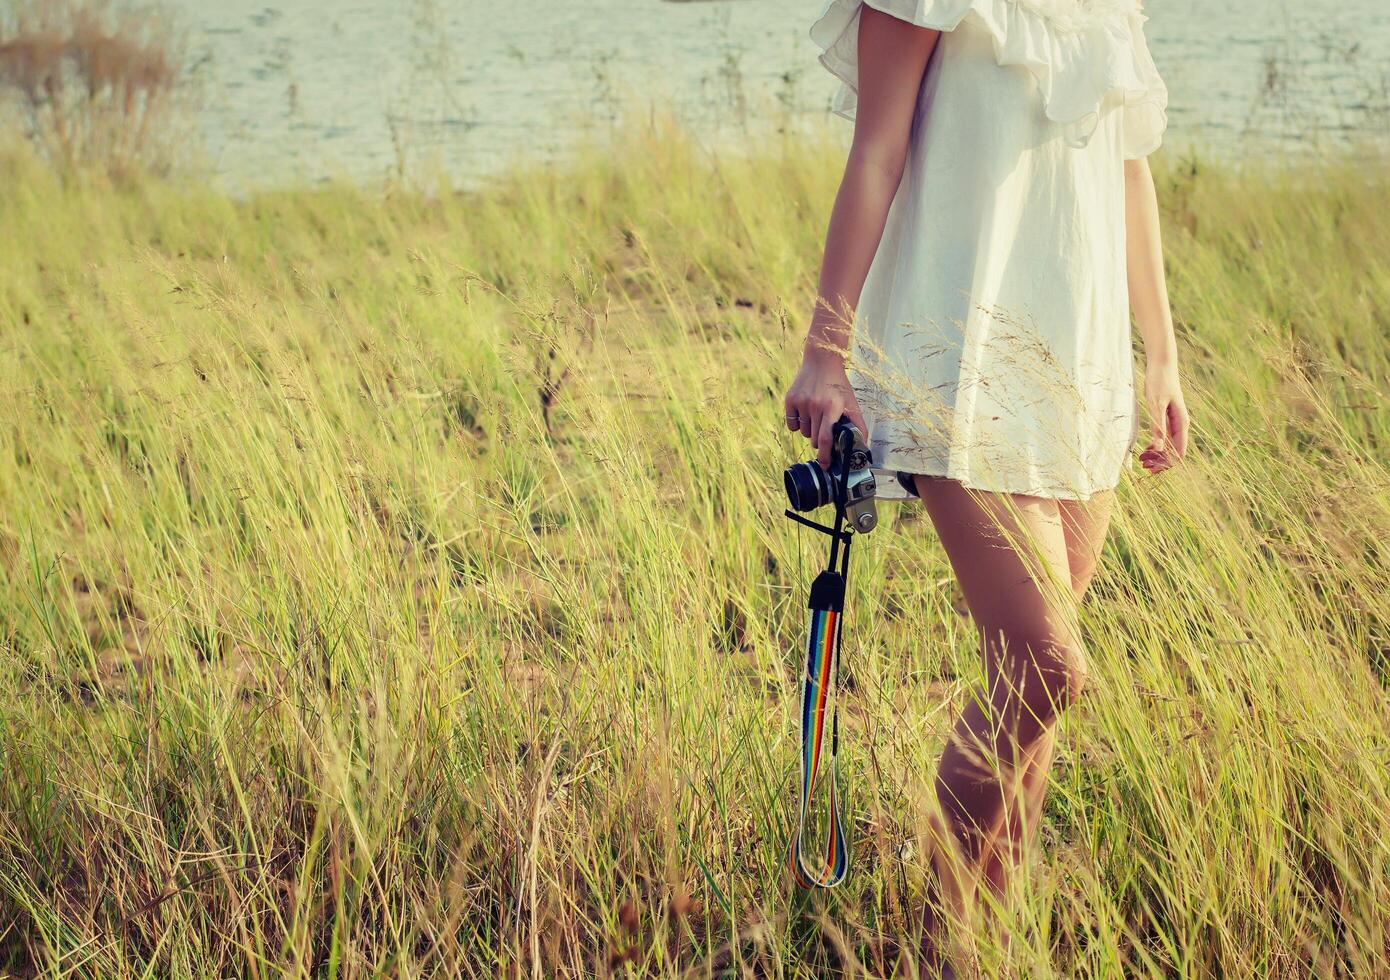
[
  {"xmin": 1141, "ymin": 397, "xmax": 1170, "ymax": 473},
  {"xmin": 813, "ymin": 398, "xmax": 843, "ymax": 467},
  {"xmin": 1139, "ymin": 444, "xmax": 1169, "ymax": 473},
  {"xmin": 843, "ymin": 401, "xmax": 869, "ymax": 440},
  {"xmin": 783, "ymin": 377, "xmax": 870, "ymax": 468},
  {"xmin": 1169, "ymin": 399, "xmax": 1189, "ymax": 458},
  {"xmin": 784, "ymin": 395, "xmax": 801, "ymax": 432},
  {"xmin": 786, "ymin": 392, "xmax": 810, "ymax": 438},
  {"xmin": 1151, "ymin": 398, "xmax": 1169, "ymax": 448},
  {"xmin": 1138, "ymin": 394, "xmax": 1191, "ymax": 475},
  {"xmin": 810, "ymin": 402, "xmax": 828, "ymax": 467}
]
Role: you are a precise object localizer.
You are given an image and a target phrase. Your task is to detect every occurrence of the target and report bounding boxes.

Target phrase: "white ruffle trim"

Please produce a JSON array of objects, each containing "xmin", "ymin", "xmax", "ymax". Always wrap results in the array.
[{"xmin": 809, "ymin": 0, "xmax": 1169, "ymax": 157}]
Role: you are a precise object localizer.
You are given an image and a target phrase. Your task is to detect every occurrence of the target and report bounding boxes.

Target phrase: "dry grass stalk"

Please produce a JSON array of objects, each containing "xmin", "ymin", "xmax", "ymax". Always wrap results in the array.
[{"xmin": 0, "ymin": 0, "xmax": 184, "ymax": 176}]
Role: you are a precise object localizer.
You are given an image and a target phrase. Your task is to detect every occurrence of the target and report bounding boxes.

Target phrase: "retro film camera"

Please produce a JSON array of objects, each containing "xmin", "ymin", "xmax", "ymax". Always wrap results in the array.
[
  {"xmin": 783, "ymin": 416, "xmax": 878, "ymax": 534},
  {"xmin": 783, "ymin": 415, "xmax": 878, "ymax": 889}
]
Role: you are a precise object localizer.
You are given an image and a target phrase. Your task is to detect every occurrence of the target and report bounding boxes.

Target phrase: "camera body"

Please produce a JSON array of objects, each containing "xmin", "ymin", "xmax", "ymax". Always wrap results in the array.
[{"xmin": 784, "ymin": 418, "xmax": 878, "ymax": 533}]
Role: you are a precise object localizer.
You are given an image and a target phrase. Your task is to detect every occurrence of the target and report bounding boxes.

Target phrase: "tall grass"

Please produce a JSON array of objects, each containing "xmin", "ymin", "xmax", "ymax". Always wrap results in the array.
[{"xmin": 0, "ymin": 100, "xmax": 1387, "ymax": 976}]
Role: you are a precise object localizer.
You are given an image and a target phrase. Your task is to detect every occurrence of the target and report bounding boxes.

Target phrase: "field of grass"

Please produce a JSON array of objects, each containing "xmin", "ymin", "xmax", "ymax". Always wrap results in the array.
[{"xmin": 0, "ymin": 106, "xmax": 1388, "ymax": 977}]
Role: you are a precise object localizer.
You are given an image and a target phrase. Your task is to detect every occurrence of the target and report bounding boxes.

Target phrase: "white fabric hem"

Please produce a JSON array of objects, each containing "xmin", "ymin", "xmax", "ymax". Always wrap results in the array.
[{"xmin": 874, "ymin": 460, "xmax": 1126, "ymax": 503}]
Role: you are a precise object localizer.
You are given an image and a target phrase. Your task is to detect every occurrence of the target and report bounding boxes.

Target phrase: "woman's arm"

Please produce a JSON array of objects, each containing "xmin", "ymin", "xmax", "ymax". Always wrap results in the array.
[
  {"xmin": 784, "ymin": 9, "xmax": 942, "ymax": 466},
  {"xmin": 1124, "ymin": 155, "xmax": 1190, "ymax": 473}
]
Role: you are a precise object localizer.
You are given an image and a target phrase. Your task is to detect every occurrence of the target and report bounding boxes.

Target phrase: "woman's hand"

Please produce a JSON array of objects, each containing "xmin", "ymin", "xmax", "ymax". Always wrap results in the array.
[
  {"xmin": 1140, "ymin": 358, "xmax": 1189, "ymax": 474},
  {"xmin": 783, "ymin": 348, "xmax": 868, "ymax": 468}
]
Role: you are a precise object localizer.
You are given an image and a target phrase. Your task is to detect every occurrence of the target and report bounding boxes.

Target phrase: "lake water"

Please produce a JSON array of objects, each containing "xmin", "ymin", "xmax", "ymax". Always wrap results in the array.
[{"xmin": 170, "ymin": 0, "xmax": 1390, "ymax": 189}]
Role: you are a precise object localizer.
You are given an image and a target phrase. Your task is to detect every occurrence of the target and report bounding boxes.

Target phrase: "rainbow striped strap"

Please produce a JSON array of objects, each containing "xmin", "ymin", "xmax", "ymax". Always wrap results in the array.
[{"xmin": 788, "ymin": 602, "xmax": 851, "ymax": 888}]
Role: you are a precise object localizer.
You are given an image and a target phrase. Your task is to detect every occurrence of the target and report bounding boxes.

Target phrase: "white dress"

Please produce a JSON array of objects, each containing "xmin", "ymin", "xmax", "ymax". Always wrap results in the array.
[{"xmin": 809, "ymin": 0, "xmax": 1169, "ymax": 501}]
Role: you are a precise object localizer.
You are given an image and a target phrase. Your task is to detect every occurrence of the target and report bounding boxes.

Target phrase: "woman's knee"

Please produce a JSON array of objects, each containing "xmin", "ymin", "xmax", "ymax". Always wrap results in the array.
[
  {"xmin": 986, "ymin": 626, "xmax": 1089, "ymax": 717},
  {"xmin": 1038, "ymin": 638, "xmax": 1089, "ymax": 710}
]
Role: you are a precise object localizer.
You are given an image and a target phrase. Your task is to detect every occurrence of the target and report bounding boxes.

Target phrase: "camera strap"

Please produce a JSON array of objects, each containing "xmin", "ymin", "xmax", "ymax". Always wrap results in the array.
[{"xmin": 785, "ymin": 478, "xmax": 856, "ymax": 888}]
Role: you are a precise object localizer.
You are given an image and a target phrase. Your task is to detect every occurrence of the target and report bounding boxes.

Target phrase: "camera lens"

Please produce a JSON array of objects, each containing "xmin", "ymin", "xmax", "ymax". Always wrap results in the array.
[{"xmin": 784, "ymin": 461, "xmax": 833, "ymax": 512}]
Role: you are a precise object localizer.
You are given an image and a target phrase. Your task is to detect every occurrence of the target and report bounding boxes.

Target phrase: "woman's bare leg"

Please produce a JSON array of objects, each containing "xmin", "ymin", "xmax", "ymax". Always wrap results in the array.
[
  {"xmin": 983, "ymin": 490, "xmax": 1116, "ymax": 887},
  {"xmin": 911, "ymin": 476, "xmax": 1088, "ymax": 946}
]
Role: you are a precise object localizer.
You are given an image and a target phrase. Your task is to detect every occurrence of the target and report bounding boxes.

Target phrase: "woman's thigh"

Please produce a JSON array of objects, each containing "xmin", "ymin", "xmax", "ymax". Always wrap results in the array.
[
  {"xmin": 909, "ymin": 475, "xmax": 1077, "ymax": 650},
  {"xmin": 1057, "ymin": 490, "xmax": 1115, "ymax": 600}
]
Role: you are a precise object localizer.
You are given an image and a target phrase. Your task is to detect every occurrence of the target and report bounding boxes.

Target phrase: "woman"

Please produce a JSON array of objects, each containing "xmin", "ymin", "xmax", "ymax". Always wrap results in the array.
[{"xmin": 784, "ymin": 0, "xmax": 1188, "ymax": 969}]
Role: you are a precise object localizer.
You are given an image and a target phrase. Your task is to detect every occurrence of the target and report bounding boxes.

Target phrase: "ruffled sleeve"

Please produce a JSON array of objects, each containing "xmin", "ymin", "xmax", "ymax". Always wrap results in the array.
[
  {"xmin": 809, "ymin": 0, "xmax": 1169, "ymax": 157},
  {"xmin": 1119, "ymin": 9, "xmax": 1168, "ymax": 158}
]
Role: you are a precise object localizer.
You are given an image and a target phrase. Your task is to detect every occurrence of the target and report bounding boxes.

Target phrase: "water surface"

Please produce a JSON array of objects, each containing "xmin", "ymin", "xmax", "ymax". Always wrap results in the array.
[{"xmin": 169, "ymin": 0, "xmax": 1390, "ymax": 187}]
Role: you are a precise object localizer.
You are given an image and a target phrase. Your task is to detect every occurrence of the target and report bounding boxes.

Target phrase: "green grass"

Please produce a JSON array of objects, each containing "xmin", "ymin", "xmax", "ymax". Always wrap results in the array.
[{"xmin": 0, "ymin": 106, "xmax": 1388, "ymax": 977}]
